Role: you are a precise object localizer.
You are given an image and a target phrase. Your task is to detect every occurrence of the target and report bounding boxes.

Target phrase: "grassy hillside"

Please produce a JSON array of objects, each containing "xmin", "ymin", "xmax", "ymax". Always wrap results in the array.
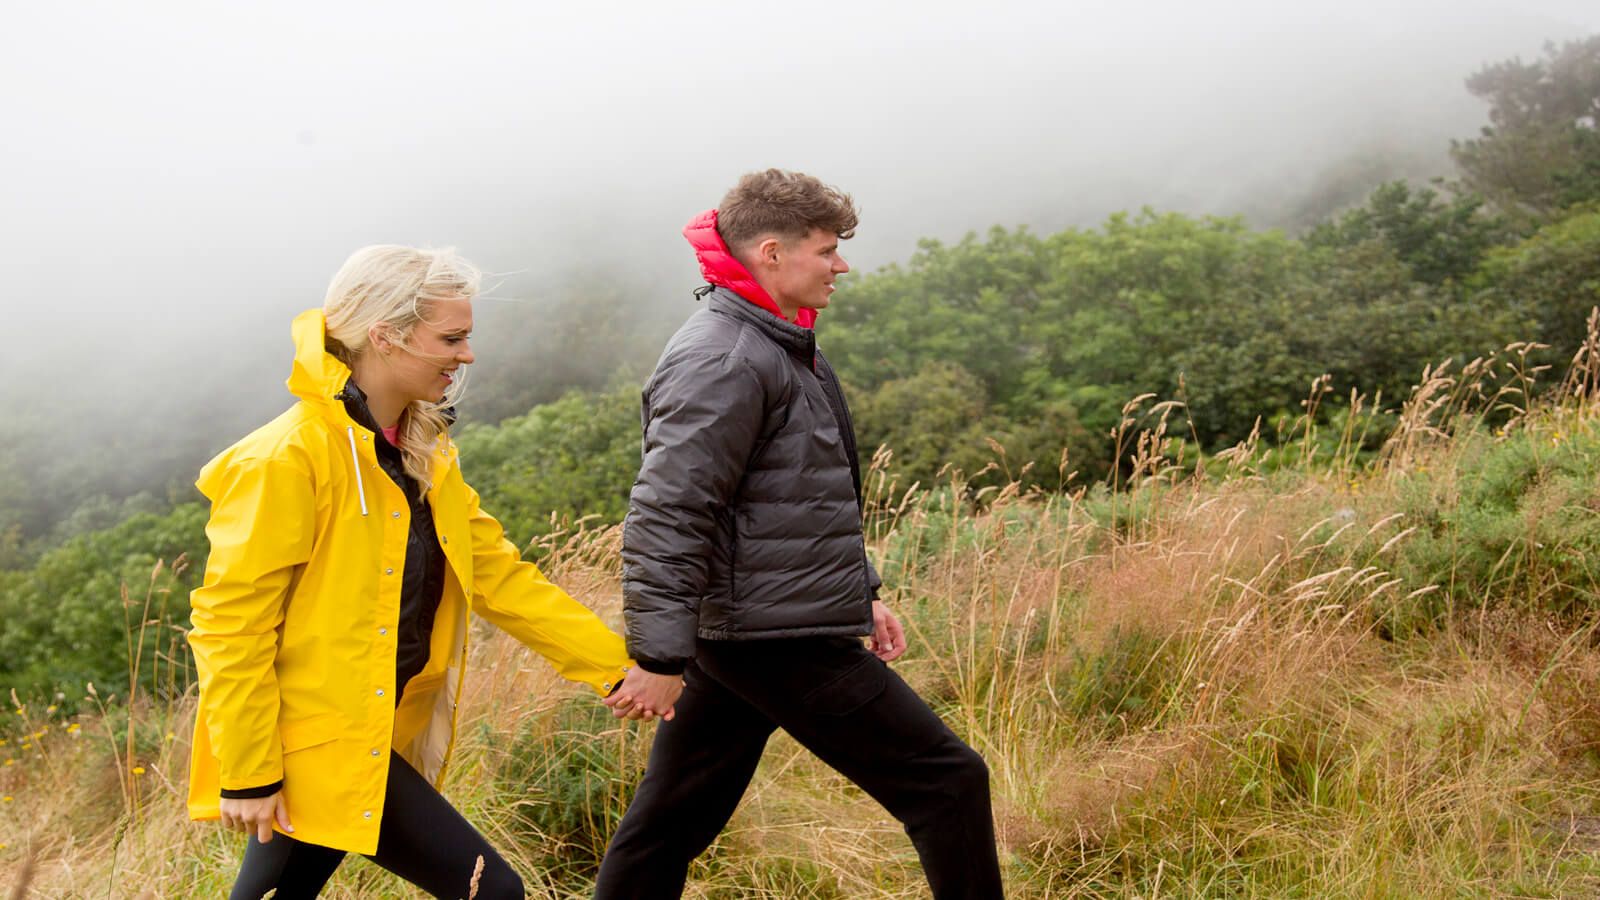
[{"xmin": 3, "ymin": 331, "xmax": 1600, "ymax": 898}]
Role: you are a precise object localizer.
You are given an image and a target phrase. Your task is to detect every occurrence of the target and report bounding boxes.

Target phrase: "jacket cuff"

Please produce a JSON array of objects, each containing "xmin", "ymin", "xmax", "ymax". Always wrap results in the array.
[
  {"xmin": 632, "ymin": 656, "xmax": 688, "ymax": 676},
  {"xmin": 601, "ymin": 666, "xmax": 631, "ymax": 696},
  {"xmin": 220, "ymin": 779, "xmax": 284, "ymax": 800}
]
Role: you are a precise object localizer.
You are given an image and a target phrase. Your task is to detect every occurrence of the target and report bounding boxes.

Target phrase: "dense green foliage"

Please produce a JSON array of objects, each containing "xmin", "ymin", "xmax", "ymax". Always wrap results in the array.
[
  {"xmin": 1474, "ymin": 207, "xmax": 1600, "ymax": 362},
  {"xmin": 1304, "ymin": 180, "xmax": 1511, "ymax": 286},
  {"xmin": 454, "ymin": 385, "xmax": 641, "ymax": 547},
  {"xmin": 820, "ymin": 206, "xmax": 1529, "ymax": 489},
  {"xmin": 0, "ymin": 503, "xmax": 207, "ymax": 705}
]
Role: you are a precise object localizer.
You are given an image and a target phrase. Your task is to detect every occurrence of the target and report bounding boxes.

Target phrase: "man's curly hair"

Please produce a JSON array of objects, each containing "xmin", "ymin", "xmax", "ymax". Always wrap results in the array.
[{"xmin": 717, "ymin": 169, "xmax": 858, "ymax": 250}]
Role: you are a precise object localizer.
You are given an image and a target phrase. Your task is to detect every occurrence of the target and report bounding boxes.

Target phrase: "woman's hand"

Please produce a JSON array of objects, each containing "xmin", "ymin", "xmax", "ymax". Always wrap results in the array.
[{"xmin": 219, "ymin": 791, "xmax": 294, "ymax": 843}]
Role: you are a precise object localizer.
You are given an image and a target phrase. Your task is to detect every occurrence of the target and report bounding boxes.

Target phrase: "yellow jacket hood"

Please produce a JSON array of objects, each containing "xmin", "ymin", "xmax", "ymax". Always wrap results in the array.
[{"xmin": 285, "ymin": 307, "xmax": 350, "ymax": 410}]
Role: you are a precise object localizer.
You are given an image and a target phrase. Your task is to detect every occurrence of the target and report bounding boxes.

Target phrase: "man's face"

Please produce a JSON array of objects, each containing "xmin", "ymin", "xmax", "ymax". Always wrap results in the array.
[{"xmin": 769, "ymin": 228, "xmax": 850, "ymax": 319}]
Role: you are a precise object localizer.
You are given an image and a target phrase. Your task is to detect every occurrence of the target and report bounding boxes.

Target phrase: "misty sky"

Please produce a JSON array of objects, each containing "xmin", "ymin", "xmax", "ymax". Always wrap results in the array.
[{"xmin": 3, "ymin": 0, "xmax": 1597, "ymax": 424}]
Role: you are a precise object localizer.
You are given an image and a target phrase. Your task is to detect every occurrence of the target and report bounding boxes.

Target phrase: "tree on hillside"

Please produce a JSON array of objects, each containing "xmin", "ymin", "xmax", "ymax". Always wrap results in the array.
[
  {"xmin": 1451, "ymin": 36, "xmax": 1600, "ymax": 220},
  {"xmin": 1306, "ymin": 181, "xmax": 1509, "ymax": 286},
  {"xmin": 1474, "ymin": 208, "xmax": 1600, "ymax": 363},
  {"xmin": 453, "ymin": 385, "xmax": 641, "ymax": 552}
]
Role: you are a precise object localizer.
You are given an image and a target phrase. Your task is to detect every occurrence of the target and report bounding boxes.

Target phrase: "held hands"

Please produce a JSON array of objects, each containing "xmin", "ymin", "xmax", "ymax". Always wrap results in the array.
[
  {"xmin": 603, "ymin": 669, "xmax": 685, "ymax": 722},
  {"xmin": 870, "ymin": 600, "xmax": 907, "ymax": 662},
  {"xmin": 219, "ymin": 791, "xmax": 293, "ymax": 843}
]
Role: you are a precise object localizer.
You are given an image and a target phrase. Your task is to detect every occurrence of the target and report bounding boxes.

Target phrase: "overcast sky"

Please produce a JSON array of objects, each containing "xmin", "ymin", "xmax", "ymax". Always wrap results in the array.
[{"xmin": 2, "ymin": 0, "xmax": 1596, "ymax": 425}]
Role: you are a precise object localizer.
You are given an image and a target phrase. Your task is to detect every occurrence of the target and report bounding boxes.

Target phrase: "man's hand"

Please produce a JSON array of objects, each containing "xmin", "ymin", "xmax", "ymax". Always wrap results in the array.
[
  {"xmin": 870, "ymin": 600, "xmax": 907, "ymax": 662},
  {"xmin": 603, "ymin": 669, "xmax": 685, "ymax": 722},
  {"xmin": 219, "ymin": 791, "xmax": 293, "ymax": 843}
]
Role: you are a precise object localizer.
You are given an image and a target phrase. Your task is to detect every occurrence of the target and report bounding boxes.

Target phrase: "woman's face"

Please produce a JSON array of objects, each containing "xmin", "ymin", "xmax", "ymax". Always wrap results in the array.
[{"xmin": 384, "ymin": 298, "xmax": 475, "ymax": 405}]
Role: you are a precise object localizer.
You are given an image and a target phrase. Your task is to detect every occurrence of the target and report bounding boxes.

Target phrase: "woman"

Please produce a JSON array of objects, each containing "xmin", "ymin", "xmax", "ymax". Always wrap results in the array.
[{"xmin": 186, "ymin": 245, "xmax": 632, "ymax": 899}]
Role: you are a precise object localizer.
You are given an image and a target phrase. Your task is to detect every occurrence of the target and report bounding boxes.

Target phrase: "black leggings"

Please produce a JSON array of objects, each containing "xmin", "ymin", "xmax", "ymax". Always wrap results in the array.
[{"xmin": 229, "ymin": 751, "xmax": 523, "ymax": 900}]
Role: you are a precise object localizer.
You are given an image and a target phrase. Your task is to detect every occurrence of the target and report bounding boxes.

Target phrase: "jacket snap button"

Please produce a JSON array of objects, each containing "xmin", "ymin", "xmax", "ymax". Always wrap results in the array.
[
  {"xmin": 441, "ymin": 536, "xmax": 448, "ymax": 544},
  {"xmin": 379, "ymin": 627, "xmax": 388, "ymax": 636},
  {"xmin": 392, "ymin": 511, "xmax": 400, "ymax": 519},
  {"xmin": 363, "ymin": 810, "xmax": 372, "ymax": 819},
  {"xmin": 385, "ymin": 568, "xmax": 394, "ymax": 575},
  {"xmin": 602, "ymin": 682, "xmax": 612, "ymax": 690},
  {"xmin": 375, "ymin": 689, "xmax": 385, "ymax": 697},
  {"xmin": 371, "ymin": 749, "xmax": 380, "ymax": 757}
]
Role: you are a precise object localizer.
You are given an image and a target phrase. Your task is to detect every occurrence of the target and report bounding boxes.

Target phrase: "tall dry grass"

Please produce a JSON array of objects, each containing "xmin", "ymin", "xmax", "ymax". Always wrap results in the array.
[{"xmin": 6, "ymin": 315, "xmax": 1600, "ymax": 897}]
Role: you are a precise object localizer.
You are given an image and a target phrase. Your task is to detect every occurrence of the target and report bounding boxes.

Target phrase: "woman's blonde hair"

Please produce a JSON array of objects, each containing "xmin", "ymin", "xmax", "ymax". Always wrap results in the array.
[{"xmin": 322, "ymin": 245, "xmax": 481, "ymax": 487}]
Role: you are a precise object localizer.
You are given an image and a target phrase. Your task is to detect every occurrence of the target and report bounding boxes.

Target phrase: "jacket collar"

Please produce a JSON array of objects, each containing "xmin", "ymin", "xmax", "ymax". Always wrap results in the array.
[
  {"xmin": 288, "ymin": 308, "xmax": 354, "ymax": 417},
  {"xmin": 682, "ymin": 208, "xmax": 818, "ymax": 330},
  {"xmin": 705, "ymin": 287, "xmax": 815, "ymax": 366},
  {"xmin": 336, "ymin": 378, "xmax": 384, "ymax": 435}
]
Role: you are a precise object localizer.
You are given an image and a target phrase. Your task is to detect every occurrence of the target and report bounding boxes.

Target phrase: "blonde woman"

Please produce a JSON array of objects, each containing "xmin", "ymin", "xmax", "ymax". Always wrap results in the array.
[{"xmin": 186, "ymin": 245, "xmax": 637, "ymax": 899}]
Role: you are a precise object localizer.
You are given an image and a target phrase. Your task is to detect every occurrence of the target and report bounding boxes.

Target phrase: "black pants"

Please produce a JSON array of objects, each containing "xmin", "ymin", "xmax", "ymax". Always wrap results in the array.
[
  {"xmin": 229, "ymin": 751, "xmax": 523, "ymax": 900},
  {"xmin": 593, "ymin": 637, "xmax": 1003, "ymax": 899}
]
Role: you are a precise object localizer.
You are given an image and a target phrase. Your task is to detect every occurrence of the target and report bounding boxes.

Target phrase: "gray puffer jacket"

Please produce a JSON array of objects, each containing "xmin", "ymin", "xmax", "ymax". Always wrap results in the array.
[{"xmin": 621, "ymin": 287, "xmax": 881, "ymax": 673}]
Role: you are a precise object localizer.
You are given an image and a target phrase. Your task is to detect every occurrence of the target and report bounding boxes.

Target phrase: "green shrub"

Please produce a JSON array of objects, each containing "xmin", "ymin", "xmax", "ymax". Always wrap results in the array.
[
  {"xmin": 1355, "ymin": 422, "xmax": 1600, "ymax": 636},
  {"xmin": 0, "ymin": 503, "xmax": 206, "ymax": 712},
  {"xmin": 496, "ymin": 698, "xmax": 634, "ymax": 886}
]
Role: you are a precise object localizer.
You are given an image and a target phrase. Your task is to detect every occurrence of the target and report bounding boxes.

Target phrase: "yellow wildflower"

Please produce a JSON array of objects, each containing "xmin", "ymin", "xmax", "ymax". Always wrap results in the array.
[
  {"xmin": 165, "ymin": 732, "xmax": 175, "ymax": 741},
  {"xmin": 66, "ymin": 723, "xmax": 81, "ymax": 734},
  {"xmin": 19, "ymin": 744, "xmax": 29, "ymax": 751},
  {"xmin": 3, "ymin": 759, "xmax": 12, "ymax": 767},
  {"xmin": 1, "ymin": 796, "xmax": 10, "ymax": 803},
  {"xmin": 45, "ymin": 705, "xmax": 56, "ymax": 714},
  {"xmin": 132, "ymin": 766, "xmax": 146, "ymax": 776}
]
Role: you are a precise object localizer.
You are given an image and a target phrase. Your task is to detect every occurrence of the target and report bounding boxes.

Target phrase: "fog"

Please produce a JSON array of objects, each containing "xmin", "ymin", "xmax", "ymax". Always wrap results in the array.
[{"xmin": 2, "ymin": 0, "xmax": 1596, "ymax": 460}]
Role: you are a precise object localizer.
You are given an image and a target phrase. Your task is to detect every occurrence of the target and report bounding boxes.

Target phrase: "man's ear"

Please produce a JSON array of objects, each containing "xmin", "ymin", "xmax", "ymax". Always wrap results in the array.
[{"xmin": 754, "ymin": 236, "xmax": 783, "ymax": 269}]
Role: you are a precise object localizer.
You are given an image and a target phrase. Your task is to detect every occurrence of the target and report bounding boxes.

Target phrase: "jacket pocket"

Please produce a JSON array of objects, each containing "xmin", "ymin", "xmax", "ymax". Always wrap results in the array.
[
  {"xmin": 725, "ymin": 506, "xmax": 744, "ymax": 611},
  {"xmin": 278, "ymin": 712, "xmax": 342, "ymax": 753}
]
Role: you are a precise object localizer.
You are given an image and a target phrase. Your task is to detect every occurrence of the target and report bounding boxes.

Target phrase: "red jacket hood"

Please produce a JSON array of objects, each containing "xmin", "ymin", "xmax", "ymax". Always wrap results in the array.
[{"xmin": 682, "ymin": 209, "xmax": 817, "ymax": 329}]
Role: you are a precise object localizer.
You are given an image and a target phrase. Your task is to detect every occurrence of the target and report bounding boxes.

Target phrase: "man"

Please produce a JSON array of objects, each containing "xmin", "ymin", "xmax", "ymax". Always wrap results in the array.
[{"xmin": 596, "ymin": 169, "xmax": 1003, "ymax": 899}]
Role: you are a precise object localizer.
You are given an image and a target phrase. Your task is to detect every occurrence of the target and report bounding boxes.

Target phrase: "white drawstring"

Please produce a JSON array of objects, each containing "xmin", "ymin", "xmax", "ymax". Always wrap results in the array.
[{"xmin": 346, "ymin": 426, "xmax": 369, "ymax": 517}]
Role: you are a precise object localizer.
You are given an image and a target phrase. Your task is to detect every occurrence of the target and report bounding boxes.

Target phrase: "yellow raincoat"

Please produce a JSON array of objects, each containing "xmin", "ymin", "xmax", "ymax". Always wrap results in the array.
[{"xmin": 186, "ymin": 308, "xmax": 630, "ymax": 854}]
